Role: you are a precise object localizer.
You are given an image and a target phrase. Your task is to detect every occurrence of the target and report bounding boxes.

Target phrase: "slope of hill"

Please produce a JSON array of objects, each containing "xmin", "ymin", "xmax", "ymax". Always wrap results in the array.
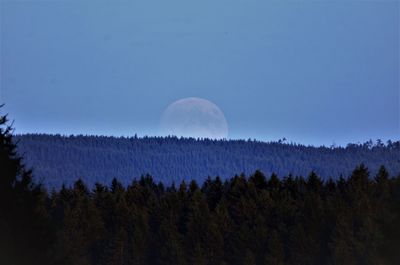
[{"xmin": 14, "ymin": 134, "xmax": 400, "ymax": 188}]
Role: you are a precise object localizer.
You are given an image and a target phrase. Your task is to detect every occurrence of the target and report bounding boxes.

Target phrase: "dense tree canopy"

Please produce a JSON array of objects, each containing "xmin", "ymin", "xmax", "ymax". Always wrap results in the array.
[{"xmin": 44, "ymin": 166, "xmax": 400, "ymax": 265}]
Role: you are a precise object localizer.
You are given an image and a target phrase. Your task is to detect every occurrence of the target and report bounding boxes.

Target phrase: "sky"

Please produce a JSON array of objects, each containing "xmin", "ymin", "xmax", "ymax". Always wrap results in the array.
[{"xmin": 1, "ymin": 0, "xmax": 399, "ymax": 146}]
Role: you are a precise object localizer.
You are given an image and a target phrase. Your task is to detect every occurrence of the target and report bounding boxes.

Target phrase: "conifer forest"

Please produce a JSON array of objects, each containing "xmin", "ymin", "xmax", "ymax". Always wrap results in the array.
[
  {"xmin": 14, "ymin": 134, "xmax": 400, "ymax": 188},
  {"xmin": 2, "ymin": 115, "xmax": 400, "ymax": 265}
]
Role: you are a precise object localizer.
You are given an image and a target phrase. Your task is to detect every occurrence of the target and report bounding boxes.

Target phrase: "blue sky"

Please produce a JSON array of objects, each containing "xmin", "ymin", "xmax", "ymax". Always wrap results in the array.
[{"xmin": 1, "ymin": 0, "xmax": 399, "ymax": 146}]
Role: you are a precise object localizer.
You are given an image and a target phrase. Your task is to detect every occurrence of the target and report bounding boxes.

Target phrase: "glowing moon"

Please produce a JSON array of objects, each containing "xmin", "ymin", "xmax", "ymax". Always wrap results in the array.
[{"xmin": 160, "ymin": 97, "xmax": 229, "ymax": 139}]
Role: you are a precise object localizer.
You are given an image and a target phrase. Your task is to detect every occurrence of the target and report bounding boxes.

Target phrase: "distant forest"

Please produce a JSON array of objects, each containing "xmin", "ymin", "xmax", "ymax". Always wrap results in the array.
[{"xmin": 15, "ymin": 134, "xmax": 400, "ymax": 188}]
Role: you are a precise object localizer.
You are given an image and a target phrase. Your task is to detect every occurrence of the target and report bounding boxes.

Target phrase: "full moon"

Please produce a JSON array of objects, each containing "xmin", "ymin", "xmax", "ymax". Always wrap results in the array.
[{"xmin": 160, "ymin": 97, "xmax": 229, "ymax": 139}]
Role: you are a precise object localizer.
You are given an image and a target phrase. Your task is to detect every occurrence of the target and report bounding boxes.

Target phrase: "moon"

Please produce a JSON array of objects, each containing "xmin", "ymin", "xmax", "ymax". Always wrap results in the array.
[{"xmin": 160, "ymin": 97, "xmax": 229, "ymax": 139}]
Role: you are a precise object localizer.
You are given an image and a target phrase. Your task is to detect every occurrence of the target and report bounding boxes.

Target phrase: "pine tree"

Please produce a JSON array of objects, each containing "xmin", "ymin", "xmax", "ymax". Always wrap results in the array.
[
  {"xmin": 0, "ymin": 111, "xmax": 55, "ymax": 265},
  {"xmin": 185, "ymin": 190, "xmax": 211, "ymax": 265},
  {"xmin": 249, "ymin": 170, "xmax": 267, "ymax": 190},
  {"xmin": 58, "ymin": 180, "xmax": 104, "ymax": 265},
  {"xmin": 202, "ymin": 176, "xmax": 223, "ymax": 211}
]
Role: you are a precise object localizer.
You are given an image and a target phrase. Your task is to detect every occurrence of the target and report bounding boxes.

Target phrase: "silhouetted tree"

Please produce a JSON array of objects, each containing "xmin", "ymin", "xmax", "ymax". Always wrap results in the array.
[{"xmin": 0, "ymin": 111, "xmax": 56, "ymax": 265}]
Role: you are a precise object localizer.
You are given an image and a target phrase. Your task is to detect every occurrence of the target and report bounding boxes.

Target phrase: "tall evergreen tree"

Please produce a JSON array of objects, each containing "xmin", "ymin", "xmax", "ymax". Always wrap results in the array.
[
  {"xmin": 58, "ymin": 180, "xmax": 104, "ymax": 265},
  {"xmin": 0, "ymin": 111, "xmax": 55, "ymax": 265}
]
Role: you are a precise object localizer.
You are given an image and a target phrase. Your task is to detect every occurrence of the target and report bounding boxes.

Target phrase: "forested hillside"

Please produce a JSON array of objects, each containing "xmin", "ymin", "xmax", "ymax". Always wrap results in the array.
[
  {"xmin": 15, "ymin": 134, "xmax": 400, "ymax": 188},
  {"xmin": 15, "ymin": 134, "xmax": 400, "ymax": 187}
]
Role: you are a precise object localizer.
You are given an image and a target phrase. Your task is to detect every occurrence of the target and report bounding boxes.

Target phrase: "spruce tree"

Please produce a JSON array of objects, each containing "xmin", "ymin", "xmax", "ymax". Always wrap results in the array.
[{"xmin": 0, "ymin": 112, "xmax": 55, "ymax": 265}]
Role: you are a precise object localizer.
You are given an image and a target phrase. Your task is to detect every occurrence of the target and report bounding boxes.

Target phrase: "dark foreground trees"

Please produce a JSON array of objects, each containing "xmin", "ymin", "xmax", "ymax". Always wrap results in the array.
[
  {"xmin": 1, "ymin": 114, "xmax": 400, "ymax": 264},
  {"xmin": 41, "ymin": 166, "xmax": 400, "ymax": 265},
  {"xmin": 0, "ymin": 114, "xmax": 56, "ymax": 265},
  {"xmin": 6, "ymin": 169, "xmax": 400, "ymax": 265}
]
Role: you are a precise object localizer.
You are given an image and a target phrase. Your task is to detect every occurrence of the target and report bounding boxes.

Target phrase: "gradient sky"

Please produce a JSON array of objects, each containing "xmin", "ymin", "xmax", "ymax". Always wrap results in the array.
[{"xmin": 1, "ymin": 0, "xmax": 399, "ymax": 146}]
